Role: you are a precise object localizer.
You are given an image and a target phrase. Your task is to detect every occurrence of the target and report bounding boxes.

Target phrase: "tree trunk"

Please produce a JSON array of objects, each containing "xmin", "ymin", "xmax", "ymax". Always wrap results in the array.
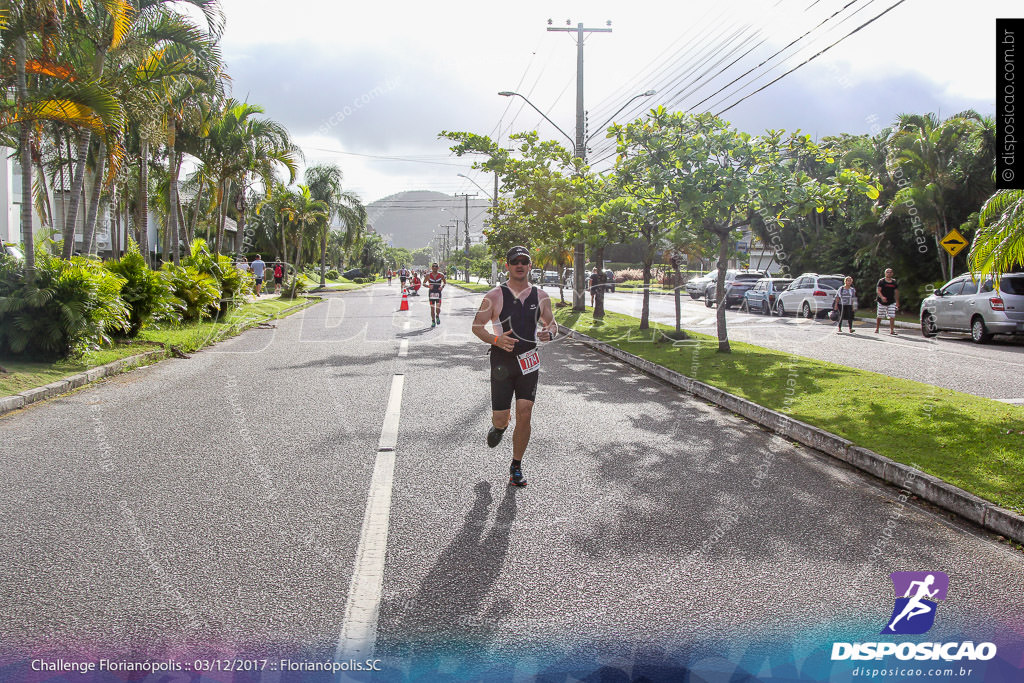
[
  {"xmin": 594, "ymin": 245, "xmax": 606, "ymax": 319},
  {"xmin": 214, "ymin": 179, "xmax": 227, "ymax": 256},
  {"xmin": 61, "ymin": 130, "xmax": 91, "ymax": 259},
  {"xmin": 572, "ymin": 241, "xmax": 585, "ymax": 312},
  {"xmin": 177, "ymin": 175, "xmax": 189, "ymax": 258},
  {"xmin": 34, "ymin": 156, "xmax": 54, "ymax": 233},
  {"xmin": 640, "ymin": 255, "xmax": 652, "ymax": 331},
  {"xmin": 715, "ymin": 232, "xmax": 731, "ymax": 353},
  {"xmin": 673, "ymin": 258, "xmax": 682, "ymax": 333},
  {"xmin": 83, "ymin": 141, "xmax": 106, "ymax": 257},
  {"xmin": 167, "ymin": 148, "xmax": 180, "ymax": 264},
  {"xmin": 188, "ymin": 182, "xmax": 203, "ymax": 246},
  {"xmin": 137, "ymin": 139, "xmax": 150, "ymax": 266},
  {"xmin": 15, "ymin": 37, "xmax": 35, "ymax": 275},
  {"xmin": 112, "ymin": 187, "xmax": 120, "ymax": 259},
  {"xmin": 319, "ymin": 226, "xmax": 328, "ymax": 287}
]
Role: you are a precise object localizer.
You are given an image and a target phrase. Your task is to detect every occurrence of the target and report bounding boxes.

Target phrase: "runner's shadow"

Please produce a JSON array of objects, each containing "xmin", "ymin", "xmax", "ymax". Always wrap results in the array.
[{"xmin": 382, "ymin": 481, "xmax": 517, "ymax": 654}]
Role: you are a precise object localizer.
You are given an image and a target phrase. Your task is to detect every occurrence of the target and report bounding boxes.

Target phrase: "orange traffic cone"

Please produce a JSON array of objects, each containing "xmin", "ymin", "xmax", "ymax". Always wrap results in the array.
[{"xmin": 399, "ymin": 287, "xmax": 409, "ymax": 311}]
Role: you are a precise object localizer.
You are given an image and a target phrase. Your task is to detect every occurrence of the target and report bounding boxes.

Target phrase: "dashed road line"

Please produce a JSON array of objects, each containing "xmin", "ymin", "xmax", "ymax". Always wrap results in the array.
[{"xmin": 335, "ymin": 373, "xmax": 404, "ymax": 660}]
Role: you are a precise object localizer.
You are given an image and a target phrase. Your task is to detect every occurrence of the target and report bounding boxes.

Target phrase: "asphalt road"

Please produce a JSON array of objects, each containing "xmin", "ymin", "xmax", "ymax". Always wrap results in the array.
[
  {"xmin": 590, "ymin": 289, "xmax": 1024, "ymax": 402},
  {"xmin": 1, "ymin": 283, "xmax": 1022, "ymax": 681}
]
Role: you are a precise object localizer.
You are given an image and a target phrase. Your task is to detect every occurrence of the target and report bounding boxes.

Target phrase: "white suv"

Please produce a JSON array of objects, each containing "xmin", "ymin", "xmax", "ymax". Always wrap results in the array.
[{"xmin": 774, "ymin": 273, "xmax": 846, "ymax": 318}]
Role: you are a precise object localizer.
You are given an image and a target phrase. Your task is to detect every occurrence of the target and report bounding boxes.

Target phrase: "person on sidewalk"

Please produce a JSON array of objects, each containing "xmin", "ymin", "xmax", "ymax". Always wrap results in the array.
[
  {"xmin": 425, "ymin": 262, "xmax": 447, "ymax": 327},
  {"xmin": 251, "ymin": 255, "xmax": 266, "ymax": 296},
  {"xmin": 471, "ymin": 246, "xmax": 556, "ymax": 487},
  {"xmin": 875, "ymin": 268, "xmax": 900, "ymax": 335},
  {"xmin": 834, "ymin": 276, "xmax": 857, "ymax": 333},
  {"xmin": 588, "ymin": 267, "xmax": 600, "ymax": 306},
  {"xmin": 272, "ymin": 262, "xmax": 284, "ymax": 294}
]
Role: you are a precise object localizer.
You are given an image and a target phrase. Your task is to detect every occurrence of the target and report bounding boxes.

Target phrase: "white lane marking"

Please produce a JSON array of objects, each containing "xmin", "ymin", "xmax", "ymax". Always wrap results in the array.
[
  {"xmin": 398, "ymin": 339, "xmax": 409, "ymax": 357},
  {"xmin": 335, "ymin": 374, "xmax": 404, "ymax": 660}
]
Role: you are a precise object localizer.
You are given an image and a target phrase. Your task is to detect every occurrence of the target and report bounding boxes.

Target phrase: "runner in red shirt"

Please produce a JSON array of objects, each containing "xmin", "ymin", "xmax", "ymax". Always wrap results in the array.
[{"xmin": 425, "ymin": 262, "xmax": 447, "ymax": 327}]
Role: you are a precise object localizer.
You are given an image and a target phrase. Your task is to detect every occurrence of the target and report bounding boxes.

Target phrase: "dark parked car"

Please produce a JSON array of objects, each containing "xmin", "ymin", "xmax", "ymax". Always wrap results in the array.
[
  {"xmin": 704, "ymin": 270, "xmax": 767, "ymax": 308},
  {"xmin": 742, "ymin": 277, "xmax": 794, "ymax": 314},
  {"xmin": 342, "ymin": 267, "xmax": 363, "ymax": 279}
]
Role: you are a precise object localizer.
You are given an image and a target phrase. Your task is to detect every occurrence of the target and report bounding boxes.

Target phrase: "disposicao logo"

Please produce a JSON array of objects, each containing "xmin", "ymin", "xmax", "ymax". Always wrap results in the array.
[
  {"xmin": 883, "ymin": 571, "xmax": 948, "ymax": 635},
  {"xmin": 831, "ymin": 571, "xmax": 997, "ymax": 662}
]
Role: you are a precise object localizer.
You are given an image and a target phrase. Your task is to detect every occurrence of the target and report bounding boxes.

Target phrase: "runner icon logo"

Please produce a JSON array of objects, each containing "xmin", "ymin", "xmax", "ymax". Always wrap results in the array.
[{"xmin": 882, "ymin": 571, "xmax": 949, "ymax": 635}]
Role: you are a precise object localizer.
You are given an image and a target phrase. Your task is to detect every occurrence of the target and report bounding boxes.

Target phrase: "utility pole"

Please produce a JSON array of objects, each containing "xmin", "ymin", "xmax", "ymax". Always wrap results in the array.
[
  {"xmin": 455, "ymin": 192, "xmax": 477, "ymax": 282},
  {"xmin": 547, "ymin": 20, "xmax": 612, "ymax": 311}
]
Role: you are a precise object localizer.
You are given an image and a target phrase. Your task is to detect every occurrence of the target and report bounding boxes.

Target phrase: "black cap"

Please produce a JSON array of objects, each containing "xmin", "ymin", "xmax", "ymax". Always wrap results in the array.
[{"xmin": 506, "ymin": 246, "xmax": 530, "ymax": 262}]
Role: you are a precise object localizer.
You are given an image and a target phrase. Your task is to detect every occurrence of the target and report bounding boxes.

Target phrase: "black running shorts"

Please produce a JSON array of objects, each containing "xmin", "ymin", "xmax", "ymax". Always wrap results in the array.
[{"xmin": 490, "ymin": 355, "xmax": 538, "ymax": 411}]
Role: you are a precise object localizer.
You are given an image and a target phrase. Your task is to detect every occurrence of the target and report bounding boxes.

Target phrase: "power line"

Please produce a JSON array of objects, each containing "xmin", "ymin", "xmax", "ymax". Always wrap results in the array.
[
  {"xmin": 690, "ymin": 0, "xmax": 868, "ymax": 114},
  {"xmin": 715, "ymin": 0, "xmax": 909, "ymax": 115}
]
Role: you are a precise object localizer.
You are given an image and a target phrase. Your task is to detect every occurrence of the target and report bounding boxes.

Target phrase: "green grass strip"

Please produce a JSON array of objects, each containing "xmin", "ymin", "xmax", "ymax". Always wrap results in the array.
[
  {"xmin": 1, "ymin": 297, "xmax": 317, "ymax": 398},
  {"xmin": 450, "ymin": 281, "xmax": 494, "ymax": 293},
  {"xmin": 555, "ymin": 307, "xmax": 1024, "ymax": 514}
]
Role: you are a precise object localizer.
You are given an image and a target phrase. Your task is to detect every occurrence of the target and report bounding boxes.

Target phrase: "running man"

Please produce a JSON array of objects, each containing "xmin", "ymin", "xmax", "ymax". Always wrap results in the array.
[
  {"xmin": 471, "ymin": 246, "xmax": 556, "ymax": 487},
  {"xmin": 425, "ymin": 262, "xmax": 447, "ymax": 327},
  {"xmin": 887, "ymin": 574, "xmax": 939, "ymax": 632},
  {"xmin": 398, "ymin": 265, "xmax": 410, "ymax": 290}
]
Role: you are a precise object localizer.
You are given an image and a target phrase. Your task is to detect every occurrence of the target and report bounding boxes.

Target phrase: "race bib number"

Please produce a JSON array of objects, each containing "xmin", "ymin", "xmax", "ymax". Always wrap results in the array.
[
  {"xmin": 429, "ymin": 291, "xmax": 440, "ymax": 300},
  {"xmin": 517, "ymin": 349, "xmax": 540, "ymax": 374}
]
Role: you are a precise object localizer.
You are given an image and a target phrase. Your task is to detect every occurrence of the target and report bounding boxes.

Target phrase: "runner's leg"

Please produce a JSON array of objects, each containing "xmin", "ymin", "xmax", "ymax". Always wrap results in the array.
[{"xmin": 512, "ymin": 399, "xmax": 533, "ymax": 462}]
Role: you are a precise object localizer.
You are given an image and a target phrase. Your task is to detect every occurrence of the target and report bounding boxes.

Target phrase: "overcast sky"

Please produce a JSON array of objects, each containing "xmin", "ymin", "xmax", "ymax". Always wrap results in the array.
[{"xmin": 216, "ymin": 0, "xmax": 1013, "ymax": 204}]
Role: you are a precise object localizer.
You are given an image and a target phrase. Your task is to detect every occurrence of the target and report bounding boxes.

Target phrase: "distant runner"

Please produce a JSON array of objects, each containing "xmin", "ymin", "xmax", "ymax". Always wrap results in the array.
[
  {"xmin": 471, "ymin": 246, "xmax": 556, "ymax": 487},
  {"xmin": 425, "ymin": 262, "xmax": 447, "ymax": 327},
  {"xmin": 398, "ymin": 265, "xmax": 410, "ymax": 289}
]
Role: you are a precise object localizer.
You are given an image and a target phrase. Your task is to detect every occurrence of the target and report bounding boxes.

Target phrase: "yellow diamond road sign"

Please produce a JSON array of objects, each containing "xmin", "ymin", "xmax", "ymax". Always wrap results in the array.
[{"xmin": 940, "ymin": 229, "xmax": 968, "ymax": 257}]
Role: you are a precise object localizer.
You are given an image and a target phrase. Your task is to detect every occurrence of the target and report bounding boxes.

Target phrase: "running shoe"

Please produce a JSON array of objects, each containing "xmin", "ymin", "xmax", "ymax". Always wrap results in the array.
[
  {"xmin": 509, "ymin": 464, "xmax": 527, "ymax": 487},
  {"xmin": 487, "ymin": 426, "xmax": 505, "ymax": 448}
]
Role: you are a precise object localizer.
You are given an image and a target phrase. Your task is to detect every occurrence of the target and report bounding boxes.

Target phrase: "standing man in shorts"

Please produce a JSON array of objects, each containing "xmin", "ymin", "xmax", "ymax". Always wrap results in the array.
[
  {"xmin": 471, "ymin": 246, "xmax": 556, "ymax": 487},
  {"xmin": 251, "ymin": 254, "xmax": 266, "ymax": 296},
  {"xmin": 398, "ymin": 265, "xmax": 410, "ymax": 290},
  {"xmin": 425, "ymin": 262, "xmax": 447, "ymax": 327},
  {"xmin": 875, "ymin": 268, "xmax": 900, "ymax": 335}
]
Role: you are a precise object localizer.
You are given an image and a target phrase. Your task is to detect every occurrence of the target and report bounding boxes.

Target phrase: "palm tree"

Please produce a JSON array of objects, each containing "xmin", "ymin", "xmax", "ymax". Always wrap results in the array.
[
  {"xmin": 304, "ymin": 163, "xmax": 365, "ymax": 287},
  {"xmin": 970, "ymin": 190, "xmax": 1024, "ymax": 276},
  {"xmin": 203, "ymin": 99, "xmax": 299, "ymax": 256},
  {"xmin": 882, "ymin": 111, "xmax": 994, "ymax": 280},
  {"xmin": 1, "ymin": 0, "xmax": 122, "ymax": 273},
  {"xmin": 276, "ymin": 185, "xmax": 328, "ymax": 297},
  {"xmin": 59, "ymin": 0, "xmax": 224, "ymax": 260}
]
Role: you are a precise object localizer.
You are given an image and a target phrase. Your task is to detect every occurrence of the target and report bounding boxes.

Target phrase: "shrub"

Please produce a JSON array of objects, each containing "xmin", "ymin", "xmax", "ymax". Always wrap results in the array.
[
  {"xmin": 104, "ymin": 241, "xmax": 180, "ymax": 336},
  {"xmin": 182, "ymin": 239, "xmax": 253, "ymax": 317},
  {"xmin": 0, "ymin": 253, "xmax": 129, "ymax": 359},
  {"xmin": 160, "ymin": 263, "xmax": 221, "ymax": 322},
  {"xmin": 614, "ymin": 268, "xmax": 643, "ymax": 283},
  {"xmin": 326, "ymin": 269, "xmax": 340, "ymax": 280}
]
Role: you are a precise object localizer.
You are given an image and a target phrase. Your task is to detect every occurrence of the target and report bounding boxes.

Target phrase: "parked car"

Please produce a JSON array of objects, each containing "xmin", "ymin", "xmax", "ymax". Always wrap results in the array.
[
  {"xmin": 530, "ymin": 268, "xmax": 543, "ymax": 284},
  {"xmin": 704, "ymin": 270, "xmax": 767, "ymax": 308},
  {"xmin": 774, "ymin": 273, "xmax": 845, "ymax": 318},
  {"xmin": 920, "ymin": 272, "xmax": 1024, "ymax": 343},
  {"xmin": 742, "ymin": 277, "xmax": 794, "ymax": 314},
  {"xmin": 685, "ymin": 274, "xmax": 713, "ymax": 299},
  {"xmin": 342, "ymin": 267, "xmax": 363, "ymax": 279},
  {"xmin": 541, "ymin": 271, "xmax": 560, "ymax": 286}
]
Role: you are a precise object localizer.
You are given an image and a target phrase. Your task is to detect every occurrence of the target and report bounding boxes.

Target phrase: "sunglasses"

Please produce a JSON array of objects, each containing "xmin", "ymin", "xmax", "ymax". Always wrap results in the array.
[{"xmin": 509, "ymin": 258, "xmax": 531, "ymax": 266}]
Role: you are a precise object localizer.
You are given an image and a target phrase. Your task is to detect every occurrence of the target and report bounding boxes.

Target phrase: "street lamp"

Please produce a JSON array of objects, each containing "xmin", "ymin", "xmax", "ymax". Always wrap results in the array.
[
  {"xmin": 585, "ymin": 89, "xmax": 657, "ymax": 145},
  {"xmin": 456, "ymin": 173, "xmax": 493, "ymax": 201},
  {"xmin": 498, "ymin": 91, "xmax": 577, "ymax": 152}
]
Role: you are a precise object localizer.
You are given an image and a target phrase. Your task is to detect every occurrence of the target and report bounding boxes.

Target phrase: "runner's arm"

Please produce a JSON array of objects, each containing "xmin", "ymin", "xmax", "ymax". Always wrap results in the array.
[
  {"xmin": 537, "ymin": 290, "xmax": 556, "ymax": 342},
  {"xmin": 472, "ymin": 290, "xmax": 502, "ymax": 346}
]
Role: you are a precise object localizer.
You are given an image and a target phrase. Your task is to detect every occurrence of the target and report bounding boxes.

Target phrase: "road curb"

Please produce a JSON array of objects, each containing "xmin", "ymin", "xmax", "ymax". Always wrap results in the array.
[
  {"xmin": 0, "ymin": 298, "xmax": 320, "ymax": 419},
  {"xmin": 556, "ymin": 324, "xmax": 1024, "ymax": 546},
  {"xmin": 0, "ymin": 349, "xmax": 167, "ymax": 418}
]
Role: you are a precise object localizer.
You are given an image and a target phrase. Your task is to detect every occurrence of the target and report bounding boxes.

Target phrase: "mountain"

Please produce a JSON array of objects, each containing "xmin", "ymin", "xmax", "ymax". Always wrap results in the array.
[{"xmin": 365, "ymin": 190, "xmax": 492, "ymax": 250}]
